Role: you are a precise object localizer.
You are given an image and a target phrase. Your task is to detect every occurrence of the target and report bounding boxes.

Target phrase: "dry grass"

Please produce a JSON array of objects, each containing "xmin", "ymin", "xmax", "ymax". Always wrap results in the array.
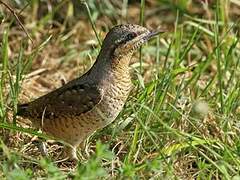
[{"xmin": 1, "ymin": 0, "xmax": 240, "ymax": 179}]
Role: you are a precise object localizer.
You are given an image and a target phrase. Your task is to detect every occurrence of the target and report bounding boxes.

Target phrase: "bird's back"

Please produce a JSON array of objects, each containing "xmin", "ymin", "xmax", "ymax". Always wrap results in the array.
[{"xmin": 17, "ymin": 74, "xmax": 102, "ymax": 124}]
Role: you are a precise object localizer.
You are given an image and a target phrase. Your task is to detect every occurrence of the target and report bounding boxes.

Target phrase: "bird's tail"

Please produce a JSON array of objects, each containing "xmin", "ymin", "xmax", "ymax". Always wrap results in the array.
[{"xmin": 17, "ymin": 103, "xmax": 29, "ymax": 117}]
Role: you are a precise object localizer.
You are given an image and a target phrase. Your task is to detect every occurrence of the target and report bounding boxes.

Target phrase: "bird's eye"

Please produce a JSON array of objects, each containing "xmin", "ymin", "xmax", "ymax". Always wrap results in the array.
[
  {"xmin": 126, "ymin": 33, "xmax": 136, "ymax": 40},
  {"xmin": 115, "ymin": 33, "xmax": 137, "ymax": 45}
]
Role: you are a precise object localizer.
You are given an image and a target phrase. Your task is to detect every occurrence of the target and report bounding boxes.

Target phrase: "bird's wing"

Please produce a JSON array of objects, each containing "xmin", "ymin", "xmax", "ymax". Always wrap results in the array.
[{"xmin": 19, "ymin": 81, "xmax": 103, "ymax": 118}]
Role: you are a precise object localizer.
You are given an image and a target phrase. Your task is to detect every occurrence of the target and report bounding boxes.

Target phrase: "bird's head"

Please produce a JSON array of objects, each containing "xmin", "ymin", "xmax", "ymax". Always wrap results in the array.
[
  {"xmin": 91, "ymin": 24, "xmax": 165, "ymax": 75},
  {"xmin": 101, "ymin": 24, "xmax": 163, "ymax": 58}
]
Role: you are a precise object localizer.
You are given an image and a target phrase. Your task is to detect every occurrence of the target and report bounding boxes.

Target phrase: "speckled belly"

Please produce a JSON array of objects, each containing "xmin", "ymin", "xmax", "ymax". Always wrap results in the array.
[
  {"xmin": 42, "ymin": 110, "xmax": 102, "ymax": 146},
  {"xmin": 42, "ymin": 82, "xmax": 132, "ymax": 147}
]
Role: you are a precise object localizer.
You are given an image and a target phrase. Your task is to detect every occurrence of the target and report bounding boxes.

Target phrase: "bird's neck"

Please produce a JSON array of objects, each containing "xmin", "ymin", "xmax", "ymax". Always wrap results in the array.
[
  {"xmin": 89, "ymin": 50, "xmax": 132, "ymax": 81},
  {"xmin": 110, "ymin": 53, "xmax": 132, "ymax": 73}
]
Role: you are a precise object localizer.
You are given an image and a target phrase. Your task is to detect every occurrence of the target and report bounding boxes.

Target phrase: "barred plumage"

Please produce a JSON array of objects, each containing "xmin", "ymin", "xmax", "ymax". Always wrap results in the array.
[{"xmin": 17, "ymin": 24, "xmax": 162, "ymax": 160}]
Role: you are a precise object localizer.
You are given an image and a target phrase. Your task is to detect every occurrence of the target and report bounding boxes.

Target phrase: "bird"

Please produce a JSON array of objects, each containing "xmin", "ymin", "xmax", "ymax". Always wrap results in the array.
[{"xmin": 17, "ymin": 24, "xmax": 162, "ymax": 160}]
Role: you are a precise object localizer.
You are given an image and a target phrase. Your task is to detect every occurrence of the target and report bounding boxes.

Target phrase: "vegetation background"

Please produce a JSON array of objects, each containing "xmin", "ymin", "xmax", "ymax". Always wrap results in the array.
[{"xmin": 0, "ymin": 0, "xmax": 240, "ymax": 179}]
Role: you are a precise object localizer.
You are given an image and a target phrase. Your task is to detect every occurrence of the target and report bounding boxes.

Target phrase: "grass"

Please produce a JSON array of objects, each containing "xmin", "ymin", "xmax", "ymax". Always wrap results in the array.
[{"xmin": 1, "ymin": 0, "xmax": 240, "ymax": 179}]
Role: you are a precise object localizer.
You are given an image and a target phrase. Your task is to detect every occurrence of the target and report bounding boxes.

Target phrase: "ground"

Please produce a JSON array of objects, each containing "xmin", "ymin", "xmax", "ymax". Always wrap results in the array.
[{"xmin": 1, "ymin": 0, "xmax": 240, "ymax": 179}]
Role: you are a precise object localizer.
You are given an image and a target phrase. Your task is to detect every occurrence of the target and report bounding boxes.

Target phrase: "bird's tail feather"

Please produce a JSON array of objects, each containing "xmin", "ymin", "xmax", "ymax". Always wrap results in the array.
[{"xmin": 17, "ymin": 103, "xmax": 29, "ymax": 116}]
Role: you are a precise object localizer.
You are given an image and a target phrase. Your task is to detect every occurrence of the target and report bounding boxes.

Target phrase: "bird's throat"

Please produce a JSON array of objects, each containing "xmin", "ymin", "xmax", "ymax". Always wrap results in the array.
[
  {"xmin": 110, "ymin": 53, "xmax": 132, "ymax": 72},
  {"xmin": 90, "ymin": 50, "xmax": 132, "ymax": 80}
]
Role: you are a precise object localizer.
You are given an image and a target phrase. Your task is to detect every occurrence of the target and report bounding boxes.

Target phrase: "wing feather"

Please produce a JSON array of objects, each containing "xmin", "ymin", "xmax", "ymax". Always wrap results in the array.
[{"xmin": 19, "ymin": 82, "xmax": 103, "ymax": 119}]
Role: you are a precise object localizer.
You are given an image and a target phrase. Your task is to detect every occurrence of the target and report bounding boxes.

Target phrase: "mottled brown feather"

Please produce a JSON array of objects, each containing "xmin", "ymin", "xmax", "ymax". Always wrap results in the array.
[
  {"xmin": 17, "ymin": 24, "xmax": 160, "ymax": 160},
  {"xmin": 19, "ymin": 79, "xmax": 103, "ymax": 119}
]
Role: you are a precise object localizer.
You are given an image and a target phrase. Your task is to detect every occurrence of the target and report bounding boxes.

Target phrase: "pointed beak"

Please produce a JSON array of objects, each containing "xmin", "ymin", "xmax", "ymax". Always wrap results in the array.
[
  {"xmin": 115, "ymin": 27, "xmax": 166, "ymax": 55},
  {"xmin": 143, "ymin": 28, "xmax": 166, "ymax": 41},
  {"xmin": 129, "ymin": 28, "xmax": 166, "ymax": 50}
]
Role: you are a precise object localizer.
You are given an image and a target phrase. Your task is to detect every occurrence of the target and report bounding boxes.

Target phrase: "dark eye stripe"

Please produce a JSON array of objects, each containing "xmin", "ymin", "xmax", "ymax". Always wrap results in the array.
[
  {"xmin": 115, "ymin": 32, "xmax": 137, "ymax": 46},
  {"xmin": 126, "ymin": 33, "xmax": 137, "ymax": 40}
]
